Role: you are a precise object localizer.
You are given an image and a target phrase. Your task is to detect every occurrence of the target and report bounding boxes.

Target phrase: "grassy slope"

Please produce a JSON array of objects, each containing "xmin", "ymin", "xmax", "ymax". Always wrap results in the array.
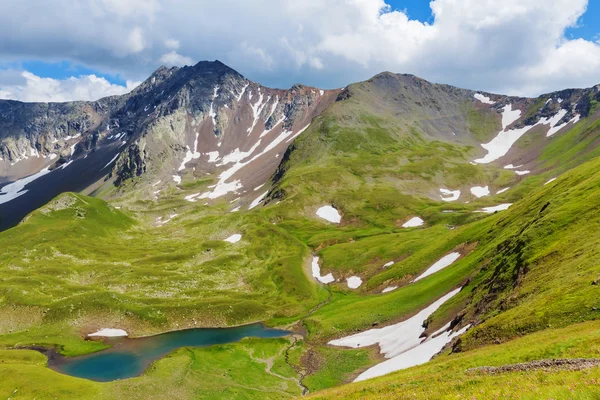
[
  {"xmin": 310, "ymin": 321, "xmax": 600, "ymax": 399},
  {"xmin": 0, "ymin": 191, "xmax": 325, "ymax": 355}
]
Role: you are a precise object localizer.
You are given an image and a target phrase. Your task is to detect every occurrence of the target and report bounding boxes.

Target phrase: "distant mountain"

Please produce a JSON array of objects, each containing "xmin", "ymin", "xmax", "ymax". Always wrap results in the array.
[
  {"xmin": 1, "ymin": 60, "xmax": 598, "ymax": 230},
  {"xmin": 0, "ymin": 61, "xmax": 338, "ymax": 229}
]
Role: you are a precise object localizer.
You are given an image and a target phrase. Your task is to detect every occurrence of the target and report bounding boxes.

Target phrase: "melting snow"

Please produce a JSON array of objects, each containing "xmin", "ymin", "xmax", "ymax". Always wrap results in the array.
[
  {"xmin": 504, "ymin": 164, "xmax": 522, "ymax": 170},
  {"xmin": 184, "ymin": 193, "xmax": 201, "ymax": 202},
  {"xmin": 413, "ymin": 252, "xmax": 461, "ymax": 282},
  {"xmin": 382, "ymin": 286, "xmax": 398, "ymax": 293},
  {"xmin": 224, "ymin": 234, "xmax": 242, "ymax": 243},
  {"xmin": 474, "ymin": 93, "xmax": 495, "ymax": 104},
  {"xmin": 496, "ymin": 187, "xmax": 510, "ymax": 194},
  {"xmin": 354, "ymin": 324, "xmax": 470, "ymax": 382},
  {"xmin": 545, "ymin": 177, "xmax": 557, "ymax": 185},
  {"xmin": 316, "ymin": 205, "xmax": 342, "ymax": 223},
  {"xmin": 236, "ymin": 83, "xmax": 249, "ymax": 102},
  {"xmin": 172, "ymin": 175, "xmax": 182, "ymax": 184},
  {"xmin": 478, "ymin": 204, "xmax": 513, "ymax": 213},
  {"xmin": 476, "ymin": 106, "xmax": 580, "ymax": 164},
  {"xmin": 402, "ymin": 217, "xmax": 424, "ymax": 228},
  {"xmin": 198, "ymin": 124, "xmax": 310, "ymax": 199},
  {"xmin": 440, "ymin": 188, "xmax": 460, "ymax": 202},
  {"xmin": 515, "ymin": 170, "xmax": 530, "ymax": 176},
  {"xmin": 329, "ymin": 288, "xmax": 464, "ymax": 382},
  {"xmin": 312, "ymin": 256, "xmax": 335, "ymax": 284},
  {"xmin": 205, "ymin": 152, "xmax": 220, "ymax": 163},
  {"xmin": 383, "ymin": 261, "xmax": 395, "ymax": 268},
  {"xmin": 230, "ymin": 206, "xmax": 240, "ymax": 212},
  {"xmin": 347, "ymin": 276, "xmax": 362, "ymax": 289},
  {"xmin": 101, "ymin": 153, "xmax": 120, "ymax": 170},
  {"xmin": 249, "ymin": 190, "xmax": 269, "ymax": 210},
  {"xmin": 0, "ymin": 167, "xmax": 52, "ymax": 205},
  {"xmin": 247, "ymin": 90, "xmax": 268, "ymax": 135},
  {"xmin": 88, "ymin": 328, "xmax": 128, "ymax": 337},
  {"xmin": 470, "ymin": 186, "xmax": 490, "ymax": 198},
  {"xmin": 547, "ymin": 112, "xmax": 579, "ymax": 137},
  {"xmin": 501, "ymin": 104, "xmax": 522, "ymax": 130}
]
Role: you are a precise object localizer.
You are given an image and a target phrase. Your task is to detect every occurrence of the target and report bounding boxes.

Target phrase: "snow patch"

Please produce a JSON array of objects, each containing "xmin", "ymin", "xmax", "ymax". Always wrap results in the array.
[
  {"xmin": 515, "ymin": 170, "xmax": 530, "ymax": 176},
  {"xmin": 347, "ymin": 276, "xmax": 362, "ymax": 289},
  {"xmin": 101, "ymin": 153, "xmax": 120, "ymax": 170},
  {"xmin": 545, "ymin": 177, "xmax": 557, "ymax": 185},
  {"xmin": 475, "ymin": 106, "xmax": 580, "ymax": 164},
  {"xmin": 354, "ymin": 324, "xmax": 469, "ymax": 382},
  {"xmin": 172, "ymin": 175, "xmax": 182, "ymax": 184},
  {"xmin": 440, "ymin": 188, "xmax": 460, "ymax": 202},
  {"xmin": 0, "ymin": 167, "xmax": 52, "ymax": 205},
  {"xmin": 383, "ymin": 261, "xmax": 395, "ymax": 268},
  {"xmin": 496, "ymin": 187, "xmax": 510, "ymax": 194},
  {"xmin": 402, "ymin": 217, "xmax": 424, "ymax": 228},
  {"xmin": 329, "ymin": 288, "xmax": 464, "ymax": 382},
  {"xmin": 311, "ymin": 256, "xmax": 335, "ymax": 284},
  {"xmin": 316, "ymin": 205, "xmax": 342, "ymax": 223},
  {"xmin": 413, "ymin": 252, "xmax": 461, "ymax": 282},
  {"xmin": 474, "ymin": 93, "xmax": 495, "ymax": 104},
  {"xmin": 249, "ymin": 190, "xmax": 269, "ymax": 210},
  {"xmin": 88, "ymin": 328, "xmax": 128, "ymax": 337},
  {"xmin": 198, "ymin": 124, "xmax": 310, "ymax": 200},
  {"xmin": 382, "ymin": 286, "xmax": 398, "ymax": 293},
  {"xmin": 470, "ymin": 186, "xmax": 490, "ymax": 198},
  {"xmin": 224, "ymin": 234, "xmax": 242, "ymax": 243},
  {"xmin": 501, "ymin": 104, "xmax": 522, "ymax": 130},
  {"xmin": 477, "ymin": 204, "xmax": 513, "ymax": 213},
  {"xmin": 184, "ymin": 193, "xmax": 201, "ymax": 202}
]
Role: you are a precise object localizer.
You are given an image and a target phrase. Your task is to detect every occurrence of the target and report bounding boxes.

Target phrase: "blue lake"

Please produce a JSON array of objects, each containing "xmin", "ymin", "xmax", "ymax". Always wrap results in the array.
[{"xmin": 44, "ymin": 323, "xmax": 290, "ymax": 382}]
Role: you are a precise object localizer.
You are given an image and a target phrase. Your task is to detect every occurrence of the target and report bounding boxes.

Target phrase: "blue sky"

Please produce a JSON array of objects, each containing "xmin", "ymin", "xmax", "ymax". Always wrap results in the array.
[{"xmin": 1, "ymin": 0, "xmax": 600, "ymax": 101}]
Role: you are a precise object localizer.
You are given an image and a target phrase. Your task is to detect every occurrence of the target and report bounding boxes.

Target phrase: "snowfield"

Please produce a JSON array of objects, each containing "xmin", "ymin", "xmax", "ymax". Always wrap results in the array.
[
  {"xmin": 475, "ymin": 105, "xmax": 580, "ymax": 164},
  {"xmin": 329, "ymin": 288, "xmax": 466, "ymax": 382}
]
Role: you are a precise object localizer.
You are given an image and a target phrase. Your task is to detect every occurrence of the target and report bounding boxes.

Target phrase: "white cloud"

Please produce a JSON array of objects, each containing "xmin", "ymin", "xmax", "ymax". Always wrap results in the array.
[
  {"xmin": 0, "ymin": 0, "xmax": 598, "ymax": 97},
  {"xmin": 164, "ymin": 39, "xmax": 180, "ymax": 50},
  {"xmin": 0, "ymin": 71, "xmax": 139, "ymax": 102},
  {"xmin": 159, "ymin": 51, "xmax": 193, "ymax": 67}
]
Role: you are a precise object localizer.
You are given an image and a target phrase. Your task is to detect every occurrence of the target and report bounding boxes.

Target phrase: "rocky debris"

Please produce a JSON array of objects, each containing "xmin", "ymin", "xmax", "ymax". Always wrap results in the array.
[{"xmin": 467, "ymin": 358, "xmax": 600, "ymax": 374}]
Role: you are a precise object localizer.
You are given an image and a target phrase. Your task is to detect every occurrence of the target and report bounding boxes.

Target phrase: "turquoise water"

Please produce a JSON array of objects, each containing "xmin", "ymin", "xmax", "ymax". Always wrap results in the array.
[{"xmin": 48, "ymin": 324, "xmax": 289, "ymax": 382}]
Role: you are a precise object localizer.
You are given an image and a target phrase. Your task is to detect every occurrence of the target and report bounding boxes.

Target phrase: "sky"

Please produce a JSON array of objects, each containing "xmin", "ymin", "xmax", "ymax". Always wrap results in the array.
[{"xmin": 1, "ymin": 0, "xmax": 600, "ymax": 102}]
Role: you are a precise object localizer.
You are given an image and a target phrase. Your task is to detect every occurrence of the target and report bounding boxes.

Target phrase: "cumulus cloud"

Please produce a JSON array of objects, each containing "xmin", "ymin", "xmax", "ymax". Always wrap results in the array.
[
  {"xmin": 0, "ymin": 0, "xmax": 598, "ymax": 97},
  {"xmin": 159, "ymin": 51, "xmax": 193, "ymax": 67},
  {"xmin": 0, "ymin": 71, "xmax": 139, "ymax": 102}
]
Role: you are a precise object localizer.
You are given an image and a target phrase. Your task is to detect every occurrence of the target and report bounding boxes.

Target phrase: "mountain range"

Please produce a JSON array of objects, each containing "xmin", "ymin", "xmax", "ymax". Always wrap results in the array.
[{"xmin": 0, "ymin": 61, "xmax": 599, "ymax": 399}]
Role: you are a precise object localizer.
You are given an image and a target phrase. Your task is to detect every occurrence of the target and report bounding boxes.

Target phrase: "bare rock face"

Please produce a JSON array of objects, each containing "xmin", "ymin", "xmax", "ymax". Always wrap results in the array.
[{"xmin": 0, "ymin": 61, "xmax": 339, "ymax": 189}]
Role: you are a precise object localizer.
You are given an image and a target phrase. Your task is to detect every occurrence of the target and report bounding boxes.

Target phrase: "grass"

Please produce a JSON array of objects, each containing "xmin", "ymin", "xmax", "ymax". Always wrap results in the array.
[
  {"xmin": 310, "ymin": 321, "xmax": 600, "ymax": 399},
  {"xmin": 0, "ymin": 338, "xmax": 302, "ymax": 399}
]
